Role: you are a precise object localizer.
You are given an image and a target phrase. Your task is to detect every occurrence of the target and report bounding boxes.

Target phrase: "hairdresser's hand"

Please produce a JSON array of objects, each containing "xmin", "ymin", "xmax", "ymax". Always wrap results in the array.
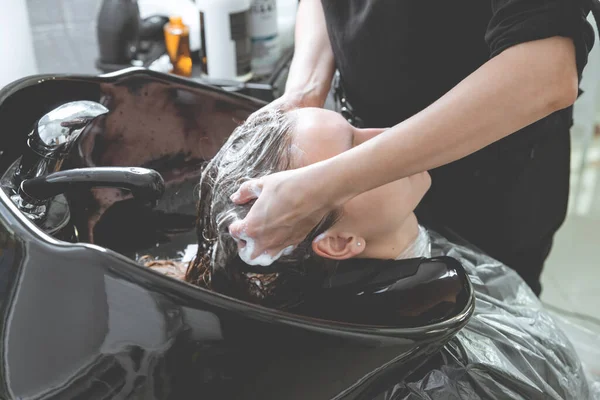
[
  {"xmin": 228, "ymin": 166, "xmax": 338, "ymax": 265},
  {"xmin": 247, "ymin": 93, "xmax": 301, "ymax": 120},
  {"xmin": 248, "ymin": 89, "xmax": 324, "ymax": 121}
]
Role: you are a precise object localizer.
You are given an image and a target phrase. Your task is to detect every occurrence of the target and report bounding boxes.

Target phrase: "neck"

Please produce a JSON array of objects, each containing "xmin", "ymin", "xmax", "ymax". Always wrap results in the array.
[{"xmin": 360, "ymin": 213, "xmax": 421, "ymax": 259}]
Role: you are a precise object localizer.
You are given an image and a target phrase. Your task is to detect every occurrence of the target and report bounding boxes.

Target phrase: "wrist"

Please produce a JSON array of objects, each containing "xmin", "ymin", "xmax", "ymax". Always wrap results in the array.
[
  {"xmin": 308, "ymin": 158, "xmax": 359, "ymax": 209},
  {"xmin": 284, "ymin": 82, "xmax": 330, "ymax": 108}
]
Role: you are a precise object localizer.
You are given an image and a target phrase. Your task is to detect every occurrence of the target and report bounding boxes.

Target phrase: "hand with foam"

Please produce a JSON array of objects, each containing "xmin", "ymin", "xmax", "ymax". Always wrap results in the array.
[
  {"xmin": 246, "ymin": 90, "xmax": 313, "ymax": 123},
  {"xmin": 228, "ymin": 166, "xmax": 337, "ymax": 266}
]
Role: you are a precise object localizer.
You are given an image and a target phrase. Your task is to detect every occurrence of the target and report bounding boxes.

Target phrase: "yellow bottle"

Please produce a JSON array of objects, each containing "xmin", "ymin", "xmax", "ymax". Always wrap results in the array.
[{"xmin": 164, "ymin": 16, "xmax": 192, "ymax": 77}]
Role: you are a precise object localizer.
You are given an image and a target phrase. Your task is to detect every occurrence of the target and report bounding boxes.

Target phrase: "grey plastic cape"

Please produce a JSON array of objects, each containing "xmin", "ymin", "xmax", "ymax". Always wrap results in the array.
[{"xmin": 378, "ymin": 230, "xmax": 600, "ymax": 400}]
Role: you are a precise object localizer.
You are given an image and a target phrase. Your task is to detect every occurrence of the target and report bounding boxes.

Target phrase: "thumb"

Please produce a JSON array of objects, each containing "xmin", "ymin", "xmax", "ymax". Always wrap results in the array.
[
  {"xmin": 228, "ymin": 219, "xmax": 246, "ymax": 240},
  {"xmin": 230, "ymin": 179, "xmax": 263, "ymax": 204}
]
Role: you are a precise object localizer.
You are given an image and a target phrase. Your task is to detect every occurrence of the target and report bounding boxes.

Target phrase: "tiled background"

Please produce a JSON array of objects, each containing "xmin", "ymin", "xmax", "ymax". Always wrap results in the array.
[{"xmin": 27, "ymin": 0, "xmax": 101, "ymax": 74}]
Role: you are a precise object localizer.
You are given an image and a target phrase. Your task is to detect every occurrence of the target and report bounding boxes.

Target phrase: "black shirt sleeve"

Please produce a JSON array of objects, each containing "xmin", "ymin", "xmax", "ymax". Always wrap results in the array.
[{"xmin": 485, "ymin": 0, "xmax": 595, "ymax": 76}]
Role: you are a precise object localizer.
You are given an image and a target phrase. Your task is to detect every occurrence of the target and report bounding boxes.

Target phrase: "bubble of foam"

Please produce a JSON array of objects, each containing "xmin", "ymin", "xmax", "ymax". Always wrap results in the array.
[
  {"xmin": 182, "ymin": 244, "xmax": 199, "ymax": 263},
  {"xmin": 236, "ymin": 232, "xmax": 295, "ymax": 266}
]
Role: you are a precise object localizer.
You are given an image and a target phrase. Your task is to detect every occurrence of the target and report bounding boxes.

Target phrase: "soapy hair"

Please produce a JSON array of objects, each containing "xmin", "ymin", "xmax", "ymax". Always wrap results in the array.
[{"xmin": 185, "ymin": 107, "xmax": 341, "ymax": 307}]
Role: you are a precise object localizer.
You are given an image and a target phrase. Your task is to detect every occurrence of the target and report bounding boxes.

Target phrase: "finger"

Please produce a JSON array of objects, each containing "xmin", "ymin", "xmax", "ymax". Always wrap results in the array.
[
  {"xmin": 230, "ymin": 180, "xmax": 263, "ymax": 204},
  {"xmin": 229, "ymin": 222, "xmax": 298, "ymax": 266},
  {"xmin": 242, "ymin": 243, "xmax": 297, "ymax": 267},
  {"xmin": 228, "ymin": 219, "xmax": 247, "ymax": 240},
  {"xmin": 248, "ymin": 103, "xmax": 274, "ymax": 121},
  {"xmin": 228, "ymin": 221, "xmax": 265, "ymax": 264}
]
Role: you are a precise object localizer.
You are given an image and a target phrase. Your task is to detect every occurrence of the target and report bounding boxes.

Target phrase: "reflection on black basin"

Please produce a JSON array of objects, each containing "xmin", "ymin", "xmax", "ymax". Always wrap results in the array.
[{"xmin": 0, "ymin": 68, "xmax": 474, "ymax": 400}]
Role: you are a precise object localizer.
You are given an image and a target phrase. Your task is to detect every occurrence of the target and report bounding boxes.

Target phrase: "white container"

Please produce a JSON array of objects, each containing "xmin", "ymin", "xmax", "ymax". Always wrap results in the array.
[
  {"xmin": 276, "ymin": 0, "xmax": 297, "ymax": 52},
  {"xmin": 249, "ymin": 0, "xmax": 280, "ymax": 77},
  {"xmin": 196, "ymin": 0, "xmax": 253, "ymax": 81}
]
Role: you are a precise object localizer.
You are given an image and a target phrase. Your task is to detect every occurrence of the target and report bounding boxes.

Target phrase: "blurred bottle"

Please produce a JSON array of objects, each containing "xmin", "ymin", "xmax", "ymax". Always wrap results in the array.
[
  {"xmin": 249, "ymin": 0, "xmax": 280, "ymax": 78},
  {"xmin": 164, "ymin": 16, "xmax": 192, "ymax": 77},
  {"xmin": 276, "ymin": 0, "xmax": 297, "ymax": 52},
  {"xmin": 196, "ymin": 0, "xmax": 253, "ymax": 81}
]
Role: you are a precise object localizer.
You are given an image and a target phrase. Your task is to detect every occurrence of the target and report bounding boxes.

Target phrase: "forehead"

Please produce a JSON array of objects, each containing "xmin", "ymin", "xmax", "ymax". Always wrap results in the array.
[{"xmin": 288, "ymin": 108, "xmax": 353, "ymax": 166}]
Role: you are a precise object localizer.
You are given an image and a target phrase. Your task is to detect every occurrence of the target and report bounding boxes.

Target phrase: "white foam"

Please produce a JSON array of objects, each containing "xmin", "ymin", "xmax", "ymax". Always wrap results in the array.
[
  {"xmin": 289, "ymin": 144, "xmax": 306, "ymax": 160},
  {"xmin": 248, "ymin": 182, "xmax": 262, "ymax": 198},
  {"xmin": 229, "ymin": 187, "xmax": 294, "ymax": 266},
  {"xmin": 236, "ymin": 232, "xmax": 295, "ymax": 266},
  {"xmin": 182, "ymin": 244, "xmax": 199, "ymax": 263},
  {"xmin": 313, "ymin": 233, "xmax": 327, "ymax": 243}
]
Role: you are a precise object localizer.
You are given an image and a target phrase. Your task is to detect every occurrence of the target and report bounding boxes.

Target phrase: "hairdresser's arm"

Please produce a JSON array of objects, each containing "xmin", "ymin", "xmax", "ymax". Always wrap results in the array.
[
  {"xmin": 274, "ymin": 0, "xmax": 335, "ymax": 108},
  {"xmin": 231, "ymin": 36, "xmax": 578, "ymax": 259},
  {"xmin": 327, "ymin": 36, "xmax": 578, "ymax": 196}
]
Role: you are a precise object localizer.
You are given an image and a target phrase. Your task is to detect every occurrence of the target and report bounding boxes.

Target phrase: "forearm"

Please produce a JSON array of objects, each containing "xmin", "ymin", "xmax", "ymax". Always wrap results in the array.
[
  {"xmin": 284, "ymin": 0, "xmax": 336, "ymax": 107},
  {"xmin": 327, "ymin": 36, "xmax": 578, "ymax": 202}
]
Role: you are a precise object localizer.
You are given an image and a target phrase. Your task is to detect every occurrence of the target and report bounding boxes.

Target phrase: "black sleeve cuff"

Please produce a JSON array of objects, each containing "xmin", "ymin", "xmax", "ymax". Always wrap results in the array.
[{"xmin": 485, "ymin": 0, "xmax": 595, "ymax": 78}]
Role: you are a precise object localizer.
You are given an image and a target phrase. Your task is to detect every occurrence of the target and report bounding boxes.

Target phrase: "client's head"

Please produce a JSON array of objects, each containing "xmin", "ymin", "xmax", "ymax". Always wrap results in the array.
[{"xmin": 187, "ymin": 107, "xmax": 431, "ymax": 306}]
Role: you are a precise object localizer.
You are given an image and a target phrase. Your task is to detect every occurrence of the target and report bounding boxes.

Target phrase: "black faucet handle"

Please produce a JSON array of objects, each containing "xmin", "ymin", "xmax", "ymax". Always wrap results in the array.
[{"xmin": 19, "ymin": 167, "xmax": 165, "ymax": 206}]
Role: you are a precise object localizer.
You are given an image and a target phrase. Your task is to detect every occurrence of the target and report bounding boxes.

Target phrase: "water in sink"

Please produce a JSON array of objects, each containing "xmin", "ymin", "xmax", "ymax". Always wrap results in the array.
[{"xmin": 137, "ymin": 242, "xmax": 198, "ymax": 281}]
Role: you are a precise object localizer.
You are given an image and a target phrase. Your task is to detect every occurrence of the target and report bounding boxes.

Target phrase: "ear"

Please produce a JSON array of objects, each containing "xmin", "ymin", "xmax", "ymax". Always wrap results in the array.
[{"xmin": 311, "ymin": 231, "xmax": 366, "ymax": 260}]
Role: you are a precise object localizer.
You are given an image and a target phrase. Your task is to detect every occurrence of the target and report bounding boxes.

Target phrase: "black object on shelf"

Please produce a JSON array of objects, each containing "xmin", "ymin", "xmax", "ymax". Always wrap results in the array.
[
  {"xmin": 95, "ymin": 40, "xmax": 168, "ymax": 73},
  {"xmin": 96, "ymin": 0, "xmax": 141, "ymax": 67},
  {"xmin": 96, "ymin": 11, "xmax": 171, "ymax": 73},
  {"xmin": 96, "ymin": 0, "xmax": 170, "ymax": 73}
]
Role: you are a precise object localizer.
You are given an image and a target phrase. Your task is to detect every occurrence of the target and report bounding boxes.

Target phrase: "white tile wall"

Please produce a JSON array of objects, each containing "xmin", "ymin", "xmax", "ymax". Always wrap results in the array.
[{"xmin": 0, "ymin": 0, "xmax": 38, "ymax": 88}]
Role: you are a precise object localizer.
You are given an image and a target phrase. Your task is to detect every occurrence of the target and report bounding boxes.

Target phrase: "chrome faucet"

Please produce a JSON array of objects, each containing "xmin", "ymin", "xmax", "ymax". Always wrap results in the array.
[
  {"xmin": 11, "ymin": 101, "xmax": 109, "ymax": 220},
  {"xmin": 13, "ymin": 101, "xmax": 109, "ymax": 187},
  {"xmin": 8, "ymin": 100, "xmax": 165, "ymax": 228}
]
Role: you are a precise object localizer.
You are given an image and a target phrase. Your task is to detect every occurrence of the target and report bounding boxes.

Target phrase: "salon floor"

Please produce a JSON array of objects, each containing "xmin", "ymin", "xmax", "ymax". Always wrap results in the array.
[{"xmin": 541, "ymin": 134, "xmax": 600, "ymax": 334}]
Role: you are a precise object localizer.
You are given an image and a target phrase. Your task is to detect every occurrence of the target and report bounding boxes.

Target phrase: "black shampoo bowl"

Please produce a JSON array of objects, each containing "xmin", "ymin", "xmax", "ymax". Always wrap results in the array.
[{"xmin": 0, "ymin": 69, "xmax": 474, "ymax": 400}]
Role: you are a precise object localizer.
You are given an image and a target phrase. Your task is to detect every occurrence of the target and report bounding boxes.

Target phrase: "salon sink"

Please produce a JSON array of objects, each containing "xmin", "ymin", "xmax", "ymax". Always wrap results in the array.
[{"xmin": 0, "ymin": 68, "xmax": 474, "ymax": 400}]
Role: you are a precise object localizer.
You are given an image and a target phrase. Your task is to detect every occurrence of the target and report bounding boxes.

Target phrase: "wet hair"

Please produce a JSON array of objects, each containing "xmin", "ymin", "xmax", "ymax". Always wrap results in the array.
[{"xmin": 185, "ymin": 108, "xmax": 341, "ymax": 307}]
